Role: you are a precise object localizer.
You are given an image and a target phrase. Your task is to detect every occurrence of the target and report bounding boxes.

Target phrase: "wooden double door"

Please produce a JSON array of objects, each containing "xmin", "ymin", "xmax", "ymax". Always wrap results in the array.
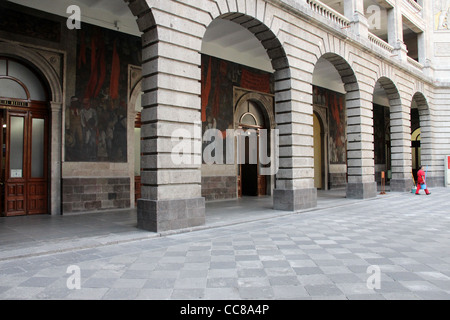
[{"xmin": 0, "ymin": 108, "xmax": 48, "ymax": 216}]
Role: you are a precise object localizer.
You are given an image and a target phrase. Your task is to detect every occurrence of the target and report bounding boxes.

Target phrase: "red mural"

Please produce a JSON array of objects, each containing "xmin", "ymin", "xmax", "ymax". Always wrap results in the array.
[
  {"xmin": 313, "ymin": 86, "xmax": 346, "ymax": 164},
  {"xmin": 66, "ymin": 24, "xmax": 141, "ymax": 163},
  {"xmin": 240, "ymin": 69, "xmax": 271, "ymax": 94},
  {"xmin": 200, "ymin": 55, "xmax": 274, "ymax": 161},
  {"xmin": 109, "ymin": 39, "xmax": 120, "ymax": 100}
]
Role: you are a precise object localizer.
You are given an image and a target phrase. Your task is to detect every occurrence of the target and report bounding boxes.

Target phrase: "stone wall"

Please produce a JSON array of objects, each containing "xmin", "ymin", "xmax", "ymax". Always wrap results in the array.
[
  {"xmin": 329, "ymin": 173, "xmax": 347, "ymax": 189},
  {"xmin": 62, "ymin": 177, "xmax": 130, "ymax": 214},
  {"xmin": 201, "ymin": 176, "xmax": 237, "ymax": 201}
]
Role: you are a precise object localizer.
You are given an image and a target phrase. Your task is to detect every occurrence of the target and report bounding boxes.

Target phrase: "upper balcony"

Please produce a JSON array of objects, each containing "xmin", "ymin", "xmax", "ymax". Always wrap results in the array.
[
  {"xmin": 307, "ymin": 0, "xmax": 426, "ymax": 71},
  {"xmin": 305, "ymin": 0, "xmax": 350, "ymax": 29},
  {"xmin": 403, "ymin": 0, "xmax": 423, "ymax": 17}
]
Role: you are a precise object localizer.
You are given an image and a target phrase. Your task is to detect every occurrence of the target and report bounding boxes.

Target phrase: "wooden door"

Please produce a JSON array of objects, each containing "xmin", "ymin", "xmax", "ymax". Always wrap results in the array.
[
  {"xmin": 3, "ymin": 109, "xmax": 48, "ymax": 216},
  {"xmin": 0, "ymin": 111, "xmax": 6, "ymax": 214},
  {"xmin": 27, "ymin": 111, "xmax": 48, "ymax": 215},
  {"xmin": 257, "ymin": 175, "xmax": 266, "ymax": 196},
  {"xmin": 4, "ymin": 112, "xmax": 27, "ymax": 216}
]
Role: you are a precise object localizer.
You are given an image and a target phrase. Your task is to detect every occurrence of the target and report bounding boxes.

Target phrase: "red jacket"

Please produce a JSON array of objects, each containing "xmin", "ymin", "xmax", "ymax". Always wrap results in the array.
[{"xmin": 417, "ymin": 169, "xmax": 426, "ymax": 184}]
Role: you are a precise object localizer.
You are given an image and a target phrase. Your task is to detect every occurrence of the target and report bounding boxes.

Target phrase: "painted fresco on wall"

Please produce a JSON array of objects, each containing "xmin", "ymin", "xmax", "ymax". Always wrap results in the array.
[
  {"xmin": 201, "ymin": 55, "xmax": 273, "ymax": 161},
  {"xmin": 313, "ymin": 86, "xmax": 346, "ymax": 164},
  {"xmin": 0, "ymin": 8, "xmax": 61, "ymax": 42},
  {"xmin": 65, "ymin": 24, "xmax": 141, "ymax": 162}
]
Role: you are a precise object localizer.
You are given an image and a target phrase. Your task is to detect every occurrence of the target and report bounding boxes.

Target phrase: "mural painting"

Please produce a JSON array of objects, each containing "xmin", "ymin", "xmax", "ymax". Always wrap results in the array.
[
  {"xmin": 201, "ymin": 55, "xmax": 274, "ymax": 162},
  {"xmin": 313, "ymin": 86, "xmax": 346, "ymax": 164},
  {"xmin": 0, "ymin": 8, "xmax": 61, "ymax": 42},
  {"xmin": 65, "ymin": 24, "xmax": 141, "ymax": 162}
]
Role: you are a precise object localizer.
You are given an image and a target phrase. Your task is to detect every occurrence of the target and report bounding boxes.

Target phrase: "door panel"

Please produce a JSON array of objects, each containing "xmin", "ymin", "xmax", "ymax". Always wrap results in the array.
[
  {"xmin": 3, "ymin": 110, "xmax": 48, "ymax": 216},
  {"xmin": 257, "ymin": 175, "xmax": 266, "ymax": 196},
  {"xmin": 4, "ymin": 114, "xmax": 27, "ymax": 216},
  {"xmin": 6, "ymin": 183, "xmax": 26, "ymax": 215},
  {"xmin": 27, "ymin": 181, "xmax": 47, "ymax": 214},
  {"xmin": 27, "ymin": 113, "xmax": 48, "ymax": 215}
]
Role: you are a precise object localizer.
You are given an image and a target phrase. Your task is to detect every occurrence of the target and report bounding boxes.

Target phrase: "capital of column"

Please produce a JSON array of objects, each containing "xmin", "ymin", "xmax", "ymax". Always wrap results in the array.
[
  {"xmin": 392, "ymin": 40, "xmax": 408, "ymax": 62},
  {"xmin": 50, "ymin": 101, "xmax": 63, "ymax": 113},
  {"xmin": 349, "ymin": 12, "xmax": 369, "ymax": 39}
]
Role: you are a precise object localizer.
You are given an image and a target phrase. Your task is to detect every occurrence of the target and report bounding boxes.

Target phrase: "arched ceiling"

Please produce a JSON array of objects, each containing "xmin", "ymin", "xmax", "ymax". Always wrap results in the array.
[
  {"xmin": 6, "ymin": 0, "xmax": 141, "ymax": 36},
  {"xmin": 8, "ymin": 0, "xmax": 389, "ymax": 100},
  {"xmin": 201, "ymin": 19, "xmax": 273, "ymax": 73}
]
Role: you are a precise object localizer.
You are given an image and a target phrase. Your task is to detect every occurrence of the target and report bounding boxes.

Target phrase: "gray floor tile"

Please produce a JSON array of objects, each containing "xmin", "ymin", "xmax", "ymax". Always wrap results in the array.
[
  {"xmin": 2, "ymin": 189, "xmax": 450, "ymax": 301},
  {"xmin": 305, "ymin": 284, "xmax": 344, "ymax": 297},
  {"xmin": 135, "ymin": 288, "xmax": 173, "ymax": 300},
  {"xmin": 238, "ymin": 286, "xmax": 274, "ymax": 299},
  {"xmin": 103, "ymin": 288, "xmax": 140, "ymax": 300}
]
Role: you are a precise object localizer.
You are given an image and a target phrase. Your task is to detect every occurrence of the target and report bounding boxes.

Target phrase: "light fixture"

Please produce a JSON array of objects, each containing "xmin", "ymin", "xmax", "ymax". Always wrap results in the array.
[{"xmin": 2, "ymin": 124, "xmax": 6, "ymax": 128}]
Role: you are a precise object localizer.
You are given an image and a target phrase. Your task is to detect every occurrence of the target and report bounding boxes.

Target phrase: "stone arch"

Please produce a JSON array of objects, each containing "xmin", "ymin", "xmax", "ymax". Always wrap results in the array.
[
  {"xmin": 376, "ymin": 77, "xmax": 401, "ymax": 103},
  {"xmin": 234, "ymin": 90, "xmax": 275, "ymax": 130},
  {"xmin": 411, "ymin": 92, "xmax": 429, "ymax": 134},
  {"xmin": 313, "ymin": 109, "xmax": 327, "ymax": 190},
  {"xmin": 0, "ymin": 41, "xmax": 63, "ymax": 215},
  {"xmin": 215, "ymin": 13, "xmax": 289, "ymax": 73},
  {"xmin": 201, "ymin": 13, "xmax": 310, "ymax": 210},
  {"xmin": 320, "ymin": 53, "xmax": 360, "ymax": 95},
  {"xmin": 374, "ymin": 76, "xmax": 411, "ymax": 192},
  {"xmin": 315, "ymin": 52, "xmax": 376, "ymax": 199},
  {"xmin": 0, "ymin": 42, "xmax": 62, "ymax": 104},
  {"xmin": 372, "ymin": 77, "xmax": 399, "ymax": 183},
  {"xmin": 411, "ymin": 92, "xmax": 434, "ymax": 185},
  {"xmin": 127, "ymin": 0, "xmax": 328, "ymax": 228},
  {"xmin": 412, "ymin": 92, "xmax": 430, "ymax": 121},
  {"xmin": 128, "ymin": 70, "xmax": 143, "ymax": 208}
]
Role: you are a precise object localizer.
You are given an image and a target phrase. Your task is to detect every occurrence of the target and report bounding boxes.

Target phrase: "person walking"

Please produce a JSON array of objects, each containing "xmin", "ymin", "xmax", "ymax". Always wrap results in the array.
[{"xmin": 415, "ymin": 165, "xmax": 431, "ymax": 195}]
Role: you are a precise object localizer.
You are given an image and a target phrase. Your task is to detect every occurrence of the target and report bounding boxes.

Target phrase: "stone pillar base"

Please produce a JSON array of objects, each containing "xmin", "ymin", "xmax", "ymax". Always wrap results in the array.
[
  {"xmin": 423, "ymin": 176, "xmax": 444, "ymax": 188},
  {"xmin": 273, "ymin": 188, "xmax": 317, "ymax": 212},
  {"xmin": 346, "ymin": 182, "xmax": 377, "ymax": 199},
  {"xmin": 390, "ymin": 178, "xmax": 414, "ymax": 192},
  {"xmin": 137, "ymin": 197, "xmax": 205, "ymax": 232}
]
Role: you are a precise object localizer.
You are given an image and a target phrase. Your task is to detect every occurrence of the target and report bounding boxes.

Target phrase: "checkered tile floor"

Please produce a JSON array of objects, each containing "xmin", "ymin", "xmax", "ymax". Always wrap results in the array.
[{"xmin": 1, "ymin": 189, "xmax": 450, "ymax": 300}]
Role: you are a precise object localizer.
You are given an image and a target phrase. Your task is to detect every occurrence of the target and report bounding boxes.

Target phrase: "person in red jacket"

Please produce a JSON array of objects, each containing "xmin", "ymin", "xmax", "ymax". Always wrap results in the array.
[{"xmin": 416, "ymin": 165, "xmax": 430, "ymax": 195}]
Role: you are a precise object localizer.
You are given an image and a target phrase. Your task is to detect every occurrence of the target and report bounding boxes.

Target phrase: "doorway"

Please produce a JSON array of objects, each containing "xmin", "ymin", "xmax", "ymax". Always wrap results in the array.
[
  {"xmin": 240, "ymin": 128, "xmax": 259, "ymax": 197},
  {"xmin": 237, "ymin": 102, "xmax": 267, "ymax": 197},
  {"xmin": 0, "ymin": 108, "xmax": 48, "ymax": 216},
  {"xmin": 313, "ymin": 112, "xmax": 323, "ymax": 189},
  {"xmin": 411, "ymin": 128, "xmax": 421, "ymax": 181},
  {"xmin": 0, "ymin": 57, "xmax": 49, "ymax": 216}
]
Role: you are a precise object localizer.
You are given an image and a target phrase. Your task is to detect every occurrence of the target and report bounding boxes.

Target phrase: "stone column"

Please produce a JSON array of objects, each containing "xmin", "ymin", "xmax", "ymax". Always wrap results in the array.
[
  {"xmin": 344, "ymin": 0, "xmax": 369, "ymax": 39},
  {"xmin": 387, "ymin": 2, "xmax": 408, "ymax": 62},
  {"xmin": 132, "ymin": 7, "xmax": 205, "ymax": 232},
  {"xmin": 389, "ymin": 100, "xmax": 413, "ymax": 192},
  {"xmin": 50, "ymin": 102, "xmax": 62, "ymax": 215},
  {"xmin": 418, "ymin": 1, "xmax": 431, "ymax": 68},
  {"xmin": 346, "ymin": 90, "xmax": 377, "ymax": 199},
  {"xmin": 416, "ymin": 99, "xmax": 436, "ymax": 186},
  {"xmin": 273, "ymin": 69, "xmax": 317, "ymax": 211}
]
